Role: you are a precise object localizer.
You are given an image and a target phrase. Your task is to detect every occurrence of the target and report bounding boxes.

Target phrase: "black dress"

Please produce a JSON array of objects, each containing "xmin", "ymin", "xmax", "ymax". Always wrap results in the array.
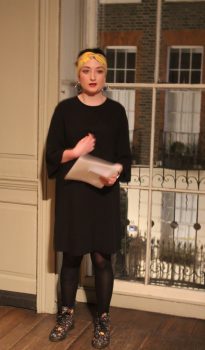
[{"xmin": 46, "ymin": 96, "xmax": 131, "ymax": 255}]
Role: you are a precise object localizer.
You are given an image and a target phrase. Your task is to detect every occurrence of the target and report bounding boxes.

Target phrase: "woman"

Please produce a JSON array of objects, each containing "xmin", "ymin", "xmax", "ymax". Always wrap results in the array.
[{"xmin": 46, "ymin": 48, "xmax": 131, "ymax": 349}]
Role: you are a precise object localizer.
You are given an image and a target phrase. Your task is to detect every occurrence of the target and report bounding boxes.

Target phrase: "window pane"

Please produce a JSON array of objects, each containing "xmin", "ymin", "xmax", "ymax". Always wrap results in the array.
[
  {"xmin": 155, "ymin": 89, "xmax": 202, "ymax": 171},
  {"xmin": 169, "ymin": 70, "xmax": 178, "ymax": 83},
  {"xmin": 181, "ymin": 52, "xmax": 190, "ymax": 69},
  {"xmin": 114, "ymin": 188, "xmax": 147, "ymax": 283},
  {"xmin": 192, "ymin": 53, "xmax": 202, "ymax": 69},
  {"xmin": 127, "ymin": 52, "xmax": 136, "ymax": 69},
  {"xmin": 169, "ymin": 50, "xmax": 179, "ymax": 69},
  {"xmin": 153, "ymin": 89, "xmax": 205, "ymax": 287},
  {"xmin": 191, "ymin": 71, "xmax": 201, "ymax": 84},
  {"xmin": 168, "ymin": 48, "xmax": 202, "ymax": 85},
  {"xmin": 116, "ymin": 70, "xmax": 125, "ymax": 82},
  {"xmin": 150, "ymin": 191, "xmax": 205, "ymax": 289},
  {"xmin": 180, "ymin": 70, "xmax": 189, "ymax": 83},
  {"xmin": 117, "ymin": 51, "xmax": 125, "ymax": 68},
  {"xmin": 107, "ymin": 69, "xmax": 114, "ymax": 82},
  {"xmin": 126, "ymin": 70, "xmax": 135, "ymax": 83},
  {"xmin": 106, "ymin": 49, "xmax": 115, "ymax": 68}
]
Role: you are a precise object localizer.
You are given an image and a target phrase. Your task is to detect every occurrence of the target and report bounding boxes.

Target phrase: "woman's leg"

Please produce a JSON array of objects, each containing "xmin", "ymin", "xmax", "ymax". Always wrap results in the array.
[
  {"xmin": 91, "ymin": 251, "xmax": 113, "ymax": 348},
  {"xmin": 60, "ymin": 252, "xmax": 83, "ymax": 308},
  {"xmin": 49, "ymin": 253, "xmax": 83, "ymax": 342},
  {"xmin": 90, "ymin": 251, "xmax": 114, "ymax": 315}
]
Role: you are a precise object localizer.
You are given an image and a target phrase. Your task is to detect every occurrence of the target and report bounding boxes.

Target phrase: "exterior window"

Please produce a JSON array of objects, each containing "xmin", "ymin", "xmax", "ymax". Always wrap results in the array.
[
  {"xmin": 105, "ymin": 47, "xmax": 136, "ymax": 146},
  {"xmin": 168, "ymin": 48, "xmax": 202, "ymax": 84},
  {"xmin": 164, "ymin": 47, "xmax": 203, "ymax": 157},
  {"xmin": 106, "ymin": 47, "xmax": 136, "ymax": 83},
  {"xmin": 163, "ymin": 47, "xmax": 203, "ymax": 260},
  {"xmin": 85, "ymin": 0, "xmax": 205, "ymax": 296}
]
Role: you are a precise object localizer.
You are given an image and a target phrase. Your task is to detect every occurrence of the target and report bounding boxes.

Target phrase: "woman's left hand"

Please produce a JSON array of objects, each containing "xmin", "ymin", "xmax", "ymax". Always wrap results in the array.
[{"xmin": 99, "ymin": 173, "xmax": 120, "ymax": 187}]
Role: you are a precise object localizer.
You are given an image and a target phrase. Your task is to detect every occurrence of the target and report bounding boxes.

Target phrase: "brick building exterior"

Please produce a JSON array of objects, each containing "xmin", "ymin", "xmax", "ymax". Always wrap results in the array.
[{"xmin": 97, "ymin": 1, "xmax": 205, "ymax": 167}]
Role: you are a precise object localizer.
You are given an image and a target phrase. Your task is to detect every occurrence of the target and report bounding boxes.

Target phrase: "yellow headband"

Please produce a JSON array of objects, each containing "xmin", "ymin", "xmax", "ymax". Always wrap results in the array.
[{"xmin": 76, "ymin": 51, "xmax": 107, "ymax": 74}]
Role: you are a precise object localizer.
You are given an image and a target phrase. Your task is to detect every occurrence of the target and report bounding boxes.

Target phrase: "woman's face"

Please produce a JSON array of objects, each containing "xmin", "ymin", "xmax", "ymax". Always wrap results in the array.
[{"xmin": 78, "ymin": 58, "xmax": 106, "ymax": 95}]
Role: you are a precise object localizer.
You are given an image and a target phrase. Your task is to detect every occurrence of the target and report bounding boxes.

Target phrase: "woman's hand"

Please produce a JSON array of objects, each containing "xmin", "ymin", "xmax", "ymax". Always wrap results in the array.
[
  {"xmin": 99, "ymin": 174, "xmax": 119, "ymax": 187},
  {"xmin": 61, "ymin": 133, "xmax": 95, "ymax": 163},
  {"xmin": 99, "ymin": 163, "xmax": 123, "ymax": 187},
  {"xmin": 73, "ymin": 133, "xmax": 96, "ymax": 158}
]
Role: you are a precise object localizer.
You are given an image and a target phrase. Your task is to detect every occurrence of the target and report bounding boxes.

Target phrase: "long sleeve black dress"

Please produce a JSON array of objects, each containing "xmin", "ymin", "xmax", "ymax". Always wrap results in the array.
[{"xmin": 46, "ymin": 96, "xmax": 131, "ymax": 255}]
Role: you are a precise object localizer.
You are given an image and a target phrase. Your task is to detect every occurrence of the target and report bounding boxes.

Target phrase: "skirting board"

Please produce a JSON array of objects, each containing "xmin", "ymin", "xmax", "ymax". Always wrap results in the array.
[
  {"xmin": 76, "ymin": 286, "xmax": 205, "ymax": 320},
  {"xmin": 0, "ymin": 290, "xmax": 36, "ymax": 310}
]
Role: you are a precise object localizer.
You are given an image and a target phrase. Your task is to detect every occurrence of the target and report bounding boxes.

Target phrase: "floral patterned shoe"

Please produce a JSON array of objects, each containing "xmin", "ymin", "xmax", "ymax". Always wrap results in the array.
[
  {"xmin": 92, "ymin": 313, "xmax": 110, "ymax": 349},
  {"xmin": 49, "ymin": 306, "xmax": 74, "ymax": 342}
]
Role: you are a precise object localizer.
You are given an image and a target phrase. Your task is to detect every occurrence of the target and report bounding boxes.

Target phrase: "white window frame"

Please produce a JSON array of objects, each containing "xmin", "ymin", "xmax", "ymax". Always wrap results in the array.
[
  {"xmin": 105, "ymin": 46, "xmax": 136, "ymax": 145},
  {"xmin": 76, "ymin": 0, "xmax": 205, "ymax": 321},
  {"xmin": 165, "ymin": 46, "xmax": 203, "ymax": 139},
  {"xmin": 164, "ymin": 46, "xmax": 202, "ymax": 249},
  {"xmin": 106, "ymin": 45, "xmax": 136, "ymax": 83},
  {"xmin": 167, "ymin": 46, "xmax": 203, "ymax": 84}
]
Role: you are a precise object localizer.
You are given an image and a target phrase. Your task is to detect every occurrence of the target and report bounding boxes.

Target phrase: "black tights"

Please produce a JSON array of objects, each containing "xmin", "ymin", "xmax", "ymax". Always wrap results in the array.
[{"xmin": 60, "ymin": 252, "xmax": 114, "ymax": 315}]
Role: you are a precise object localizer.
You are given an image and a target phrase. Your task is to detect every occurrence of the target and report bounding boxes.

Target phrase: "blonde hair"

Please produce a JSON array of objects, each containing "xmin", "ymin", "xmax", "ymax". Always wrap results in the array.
[{"xmin": 76, "ymin": 51, "xmax": 107, "ymax": 75}]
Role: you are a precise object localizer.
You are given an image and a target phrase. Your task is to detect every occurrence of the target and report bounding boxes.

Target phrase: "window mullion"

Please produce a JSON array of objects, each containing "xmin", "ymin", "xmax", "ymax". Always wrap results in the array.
[
  {"xmin": 190, "ymin": 49, "xmax": 192, "ymax": 84},
  {"xmin": 114, "ymin": 49, "xmax": 117, "ymax": 83},
  {"xmin": 124, "ymin": 51, "xmax": 127, "ymax": 83}
]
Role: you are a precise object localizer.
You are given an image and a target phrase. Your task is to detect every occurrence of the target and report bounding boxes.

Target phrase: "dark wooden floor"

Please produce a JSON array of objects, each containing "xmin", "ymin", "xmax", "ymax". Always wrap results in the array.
[{"xmin": 0, "ymin": 302, "xmax": 205, "ymax": 350}]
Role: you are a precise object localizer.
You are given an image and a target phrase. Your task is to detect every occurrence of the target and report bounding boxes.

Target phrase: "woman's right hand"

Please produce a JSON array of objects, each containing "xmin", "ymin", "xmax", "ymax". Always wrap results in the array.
[
  {"xmin": 73, "ymin": 133, "xmax": 96, "ymax": 158},
  {"xmin": 61, "ymin": 133, "xmax": 96, "ymax": 163}
]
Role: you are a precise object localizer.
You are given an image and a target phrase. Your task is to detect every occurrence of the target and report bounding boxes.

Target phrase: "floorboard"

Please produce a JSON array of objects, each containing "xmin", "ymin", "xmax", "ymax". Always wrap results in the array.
[{"xmin": 0, "ymin": 303, "xmax": 204, "ymax": 350}]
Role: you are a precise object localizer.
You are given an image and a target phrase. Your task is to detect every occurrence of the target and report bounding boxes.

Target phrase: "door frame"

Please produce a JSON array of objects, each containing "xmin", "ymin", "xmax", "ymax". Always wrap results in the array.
[
  {"xmin": 37, "ymin": 0, "xmax": 60, "ymax": 313},
  {"xmin": 36, "ymin": 0, "xmax": 98, "ymax": 314}
]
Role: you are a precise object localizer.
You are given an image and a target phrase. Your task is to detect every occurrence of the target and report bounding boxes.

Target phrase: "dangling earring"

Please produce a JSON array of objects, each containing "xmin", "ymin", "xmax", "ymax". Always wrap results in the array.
[
  {"xmin": 102, "ymin": 84, "xmax": 109, "ymax": 92},
  {"xmin": 75, "ymin": 81, "xmax": 82, "ymax": 94}
]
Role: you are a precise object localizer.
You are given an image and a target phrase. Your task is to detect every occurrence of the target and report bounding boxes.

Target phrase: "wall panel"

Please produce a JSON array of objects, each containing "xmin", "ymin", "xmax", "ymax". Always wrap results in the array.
[
  {"xmin": 0, "ymin": 0, "xmax": 39, "ymax": 178},
  {"xmin": 0, "ymin": 0, "xmax": 40, "ymax": 298},
  {"xmin": 0, "ymin": 202, "xmax": 37, "ymax": 294}
]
